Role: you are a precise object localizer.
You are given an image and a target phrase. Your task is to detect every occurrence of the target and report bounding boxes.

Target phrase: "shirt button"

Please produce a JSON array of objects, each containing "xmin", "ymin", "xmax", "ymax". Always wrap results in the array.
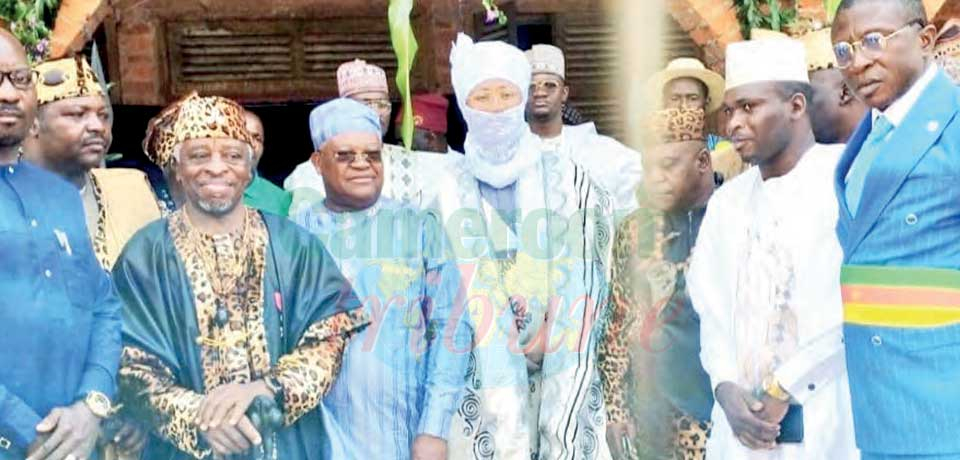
[
  {"xmin": 905, "ymin": 213, "xmax": 918, "ymax": 225},
  {"xmin": 30, "ymin": 219, "xmax": 37, "ymax": 228},
  {"xmin": 808, "ymin": 383, "xmax": 816, "ymax": 391},
  {"xmin": 871, "ymin": 335, "xmax": 883, "ymax": 346},
  {"xmin": 44, "ymin": 269, "xmax": 52, "ymax": 278}
]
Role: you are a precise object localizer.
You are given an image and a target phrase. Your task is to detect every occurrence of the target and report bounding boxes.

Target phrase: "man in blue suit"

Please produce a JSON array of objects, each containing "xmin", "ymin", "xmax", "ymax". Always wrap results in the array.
[{"xmin": 832, "ymin": 0, "xmax": 960, "ymax": 459}]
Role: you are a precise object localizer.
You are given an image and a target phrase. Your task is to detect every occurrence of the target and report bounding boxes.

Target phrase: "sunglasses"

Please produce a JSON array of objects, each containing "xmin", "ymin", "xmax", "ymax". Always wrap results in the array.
[
  {"xmin": 332, "ymin": 150, "xmax": 382, "ymax": 164},
  {"xmin": 530, "ymin": 80, "xmax": 562, "ymax": 93}
]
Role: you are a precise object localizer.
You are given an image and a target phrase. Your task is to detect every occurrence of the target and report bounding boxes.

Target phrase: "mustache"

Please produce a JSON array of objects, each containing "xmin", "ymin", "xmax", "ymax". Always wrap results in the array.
[
  {"xmin": 81, "ymin": 134, "xmax": 108, "ymax": 146},
  {"xmin": 0, "ymin": 104, "xmax": 24, "ymax": 118}
]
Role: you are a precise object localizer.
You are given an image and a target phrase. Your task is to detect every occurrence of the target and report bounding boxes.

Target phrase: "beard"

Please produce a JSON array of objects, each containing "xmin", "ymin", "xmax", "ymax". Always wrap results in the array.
[
  {"xmin": 196, "ymin": 196, "xmax": 240, "ymax": 216},
  {"xmin": 0, "ymin": 126, "xmax": 27, "ymax": 148},
  {"xmin": 0, "ymin": 134, "xmax": 22, "ymax": 148}
]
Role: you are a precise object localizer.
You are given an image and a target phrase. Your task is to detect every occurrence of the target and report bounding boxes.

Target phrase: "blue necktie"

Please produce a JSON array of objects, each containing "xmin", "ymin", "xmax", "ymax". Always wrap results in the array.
[{"xmin": 845, "ymin": 115, "xmax": 894, "ymax": 216}]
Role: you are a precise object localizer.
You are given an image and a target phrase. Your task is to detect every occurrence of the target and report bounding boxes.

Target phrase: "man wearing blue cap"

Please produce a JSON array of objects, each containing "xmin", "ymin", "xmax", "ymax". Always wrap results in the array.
[{"xmin": 293, "ymin": 98, "xmax": 470, "ymax": 460}]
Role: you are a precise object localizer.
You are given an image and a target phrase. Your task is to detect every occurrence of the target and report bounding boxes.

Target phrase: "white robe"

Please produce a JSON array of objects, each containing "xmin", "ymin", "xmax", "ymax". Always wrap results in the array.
[
  {"xmin": 538, "ymin": 123, "xmax": 643, "ymax": 220},
  {"xmin": 427, "ymin": 133, "xmax": 614, "ymax": 460},
  {"xmin": 687, "ymin": 143, "xmax": 859, "ymax": 460}
]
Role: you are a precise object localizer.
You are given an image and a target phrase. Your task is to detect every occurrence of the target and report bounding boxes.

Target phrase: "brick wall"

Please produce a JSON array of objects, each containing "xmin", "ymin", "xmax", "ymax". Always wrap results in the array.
[{"xmin": 665, "ymin": 0, "xmax": 742, "ymax": 72}]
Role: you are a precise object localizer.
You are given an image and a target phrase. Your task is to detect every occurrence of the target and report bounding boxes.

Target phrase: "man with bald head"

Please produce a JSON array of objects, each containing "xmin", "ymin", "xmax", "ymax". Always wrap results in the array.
[
  {"xmin": 241, "ymin": 108, "xmax": 292, "ymax": 216},
  {"xmin": 0, "ymin": 29, "xmax": 122, "ymax": 460},
  {"xmin": 800, "ymin": 28, "xmax": 869, "ymax": 143},
  {"xmin": 832, "ymin": 0, "xmax": 960, "ymax": 458}
]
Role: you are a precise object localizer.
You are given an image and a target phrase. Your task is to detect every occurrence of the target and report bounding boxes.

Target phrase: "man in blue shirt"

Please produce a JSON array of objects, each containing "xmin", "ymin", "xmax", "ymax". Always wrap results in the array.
[
  {"xmin": 0, "ymin": 29, "xmax": 122, "ymax": 460},
  {"xmin": 294, "ymin": 98, "xmax": 469, "ymax": 460}
]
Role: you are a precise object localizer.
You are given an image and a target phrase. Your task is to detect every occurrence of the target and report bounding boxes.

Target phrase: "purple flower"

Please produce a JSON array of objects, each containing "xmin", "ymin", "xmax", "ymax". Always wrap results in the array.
[{"xmin": 484, "ymin": 9, "xmax": 498, "ymax": 24}]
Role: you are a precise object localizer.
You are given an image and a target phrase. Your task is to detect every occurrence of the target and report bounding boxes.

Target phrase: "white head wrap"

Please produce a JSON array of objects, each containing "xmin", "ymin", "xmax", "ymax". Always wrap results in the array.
[
  {"xmin": 448, "ymin": 33, "xmax": 538, "ymax": 188},
  {"xmin": 450, "ymin": 33, "xmax": 532, "ymax": 112}
]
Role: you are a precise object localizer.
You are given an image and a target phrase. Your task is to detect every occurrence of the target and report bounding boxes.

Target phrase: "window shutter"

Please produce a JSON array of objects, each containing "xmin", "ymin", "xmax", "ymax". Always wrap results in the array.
[
  {"xmin": 554, "ymin": 12, "xmax": 621, "ymax": 137},
  {"xmin": 167, "ymin": 18, "xmax": 397, "ymax": 102}
]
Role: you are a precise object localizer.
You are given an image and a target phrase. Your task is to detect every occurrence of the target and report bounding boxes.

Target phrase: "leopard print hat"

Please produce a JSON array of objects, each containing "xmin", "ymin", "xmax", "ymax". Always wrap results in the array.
[
  {"xmin": 642, "ymin": 107, "xmax": 706, "ymax": 148},
  {"xmin": 34, "ymin": 55, "xmax": 105, "ymax": 106},
  {"xmin": 143, "ymin": 92, "xmax": 253, "ymax": 168}
]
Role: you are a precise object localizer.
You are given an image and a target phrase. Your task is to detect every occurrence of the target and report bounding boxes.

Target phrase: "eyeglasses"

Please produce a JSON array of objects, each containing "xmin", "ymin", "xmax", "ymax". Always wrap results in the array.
[
  {"xmin": 530, "ymin": 80, "xmax": 562, "ymax": 93},
  {"xmin": 0, "ymin": 69, "xmax": 37, "ymax": 90},
  {"xmin": 333, "ymin": 150, "xmax": 382, "ymax": 164},
  {"xmin": 833, "ymin": 21, "xmax": 922, "ymax": 69}
]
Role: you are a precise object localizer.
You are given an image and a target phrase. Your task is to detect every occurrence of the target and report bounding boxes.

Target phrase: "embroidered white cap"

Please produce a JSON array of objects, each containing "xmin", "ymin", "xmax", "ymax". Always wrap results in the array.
[
  {"xmin": 525, "ymin": 44, "xmax": 565, "ymax": 79},
  {"xmin": 725, "ymin": 37, "xmax": 809, "ymax": 92}
]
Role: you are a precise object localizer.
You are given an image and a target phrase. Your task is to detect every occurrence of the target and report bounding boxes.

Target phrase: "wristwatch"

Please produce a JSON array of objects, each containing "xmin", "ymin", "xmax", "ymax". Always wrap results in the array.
[
  {"xmin": 83, "ymin": 391, "xmax": 113, "ymax": 418},
  {"xmin": 762, "ymin": 375, "xmax": 791, "ymax": 402}
]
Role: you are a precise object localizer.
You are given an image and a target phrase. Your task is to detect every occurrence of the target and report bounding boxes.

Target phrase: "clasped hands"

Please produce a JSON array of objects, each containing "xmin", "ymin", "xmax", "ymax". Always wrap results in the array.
[
  {"xmin": 715, "ymin": 381, "xmax": 790, "ymax": 451},
  {"xmin": 197, "ymin": 380, "xmax": 275, "ymax": 458}
]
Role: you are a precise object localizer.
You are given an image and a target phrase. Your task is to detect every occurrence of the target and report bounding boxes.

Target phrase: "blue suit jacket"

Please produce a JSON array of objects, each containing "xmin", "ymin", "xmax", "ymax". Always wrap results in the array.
[{"xmin": 835, "ymin": 69, "xmax": 960, "ymax": 456}]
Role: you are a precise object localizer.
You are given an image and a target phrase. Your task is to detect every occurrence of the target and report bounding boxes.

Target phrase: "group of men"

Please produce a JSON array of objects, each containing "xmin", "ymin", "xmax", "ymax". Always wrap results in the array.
[
  {"xmin": 600, "ymin": 1, "xmax": 960, "ymax": 460},
  {"xmin": 1, "ymin": 0, "xmax": 959, "ymax": 459}
]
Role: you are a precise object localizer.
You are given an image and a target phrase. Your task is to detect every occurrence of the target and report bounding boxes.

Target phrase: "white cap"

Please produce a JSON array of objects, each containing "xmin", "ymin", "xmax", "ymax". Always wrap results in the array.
[
  {"xmin": 526, "ymin": 44, "xmax": 565, "ymax": 79},
  {"xmin": 724, "ymin": 38, "xmax": 809, "ymax": 92}
]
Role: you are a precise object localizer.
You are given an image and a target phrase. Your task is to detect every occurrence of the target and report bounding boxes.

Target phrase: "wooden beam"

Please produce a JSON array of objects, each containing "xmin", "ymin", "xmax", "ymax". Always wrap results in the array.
[
  {"xmin": 925, "ymin": 0, "xmax": 946, "ymax": 21},
  {"xmin": 50, "ymin": 0, "xmax": 111, "ymax": 58}
]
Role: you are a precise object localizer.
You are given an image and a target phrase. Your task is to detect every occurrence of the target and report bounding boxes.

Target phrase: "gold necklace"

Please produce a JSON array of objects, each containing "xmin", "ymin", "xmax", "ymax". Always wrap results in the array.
[{"xmin": 184, "ymin": 208, "xmax": 252, "ymax": 327}]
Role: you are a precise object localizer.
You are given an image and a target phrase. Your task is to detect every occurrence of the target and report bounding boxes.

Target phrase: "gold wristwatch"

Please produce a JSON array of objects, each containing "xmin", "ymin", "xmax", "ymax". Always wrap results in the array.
[
  {"xmin": 762, "ymin": 375, "xmax": 791, "ymax": 402},
  {"xmin": 83, "ymin": 391, "xmax": 113, "ymax": 418}
]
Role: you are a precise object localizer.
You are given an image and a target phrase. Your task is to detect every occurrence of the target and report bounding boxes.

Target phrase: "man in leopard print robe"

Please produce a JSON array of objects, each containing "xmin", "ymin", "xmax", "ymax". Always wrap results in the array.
[
  {"xmin": 599, "ymin": 108, "xmax": 718, "ymax": 460},
  {"xmin": 111, "ymin": 94, "xmax": 368, "ymax": 460}
]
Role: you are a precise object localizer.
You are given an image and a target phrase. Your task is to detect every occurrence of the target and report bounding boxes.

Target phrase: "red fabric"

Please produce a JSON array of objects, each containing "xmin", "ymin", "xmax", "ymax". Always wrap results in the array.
[{"xmin": 396, "ymin": 93, "xmax": 449, "ymax": 134}]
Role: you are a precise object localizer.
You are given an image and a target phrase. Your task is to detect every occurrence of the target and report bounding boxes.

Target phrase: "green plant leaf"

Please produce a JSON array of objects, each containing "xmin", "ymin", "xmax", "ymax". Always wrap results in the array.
[
  {"xmin": 824, "ymin": 0, "xmax": 842, "ymax": 22},
  {"xmin": 388, "ymin": 0, "xmax": 418, "ymax": 150}
]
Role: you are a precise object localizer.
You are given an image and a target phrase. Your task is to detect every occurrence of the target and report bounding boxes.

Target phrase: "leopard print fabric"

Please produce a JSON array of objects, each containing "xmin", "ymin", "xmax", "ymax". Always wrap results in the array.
[
  {"xmin": 268, "ymin": 309, "xmax": 368, "ymax": 425},
  {"xmin": 170, "ymin": 94, "xmax": 253, "ymax": 151},
  {"xmin": 119, "ymin": 209, "xmax": 368, "ymax": 457},
  {"xmin": 89, "ymin": 174, "xmax": 110, "ymax": 270},
  {"xmin": 671, "ymin": 412, "xmax": 711, "ymax": 460},
  {"xmin": 143, "ymin": 92, "xmax": 251, "ymax": 168},
  {"xmin": 598, "ymin": 211, "xmax": 657, "ymax": 425},
  {"xmin": 643, "ymin": 108, "xmax": 706, "ymax": 147},
  {"xmin": 935, "ymin": 40, "xmax": 960, "ymax": 84},
  {"xmin": 118, "ymin": 346, "xmax": 208, "ymax": 459},
  {"xmin": 143, "ymin": 92, "xmax": 196, "ymax": 168},
  {"xmin": 169, "ymin": 207, "xmax": 272, "ymax": 391}
]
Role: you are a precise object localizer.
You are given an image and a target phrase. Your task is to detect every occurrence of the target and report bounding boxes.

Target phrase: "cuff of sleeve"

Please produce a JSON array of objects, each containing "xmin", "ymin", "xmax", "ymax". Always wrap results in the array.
[
  {"xmin": 417, "ymin": 404, "xmax": 454, "ymax": 440},
  {"xmin": 75, "ymin": 365, "xmax": 117, "ymax": 401},
  {"xmin": 709, "ymin": 362, "xmax": 740, "ymax": 397},
  {"xmin": 0, "ymin": 401, "xmax": 42, "ymax": 450},
  {"xmin": 774, "ymin": 368, "xmax": 814, "ymax": 404}
]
